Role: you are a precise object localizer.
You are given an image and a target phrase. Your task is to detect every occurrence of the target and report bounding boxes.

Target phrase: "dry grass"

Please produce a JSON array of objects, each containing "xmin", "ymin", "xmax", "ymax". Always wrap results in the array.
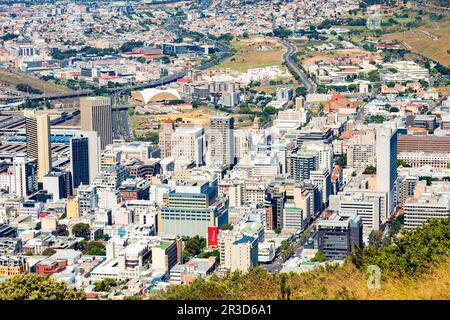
[
  {"xmin": 381, "ymin": 17, "xmax": 450, "ymax": 65},
  {"xmin": 211, "ymin": 37, "xmax": 287, "ymax": 73},
  {"xmin": 237, "ymin": 257, "xmax": 450, "ymax": 300},
  {"xmin": 0, "ymin": 70, "xmax": 73, "ymax": 95}
]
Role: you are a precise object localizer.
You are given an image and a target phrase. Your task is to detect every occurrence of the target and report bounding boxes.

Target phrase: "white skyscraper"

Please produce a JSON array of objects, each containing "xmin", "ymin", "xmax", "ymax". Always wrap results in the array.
[
  {"xmin": 376, "ymin": 127, "xmax": 398, "ymax": 218},
  {"xmin": 171, "ymin": 127, "xmax": 204, "ymax": 166},
  {"xmin": 210, "ymin": 115, "xmax": 234, "ymax": 168},
  {"xmin": 83, "ymin": 131, "xmax": 101, "ymax": 183}
]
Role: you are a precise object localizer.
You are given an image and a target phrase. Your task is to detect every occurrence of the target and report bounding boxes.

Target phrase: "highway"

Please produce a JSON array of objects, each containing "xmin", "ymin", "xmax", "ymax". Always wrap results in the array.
[{"xmin": 281, "ymin": 40, "xmax": 317, "ymax": 94}]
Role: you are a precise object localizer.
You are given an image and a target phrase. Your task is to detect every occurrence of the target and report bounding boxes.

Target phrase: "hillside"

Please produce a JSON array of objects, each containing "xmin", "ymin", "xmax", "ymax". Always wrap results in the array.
[{"xmin": 160, "ymin": 219, "xmax": 450, "ymax": 300}]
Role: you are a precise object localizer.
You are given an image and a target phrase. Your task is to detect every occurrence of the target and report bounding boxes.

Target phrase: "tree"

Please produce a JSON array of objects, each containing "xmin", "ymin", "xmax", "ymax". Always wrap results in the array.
[
  {"xmin": 0, "ymin": 274, "xmax": 85, "ymax": 300},
  {"xmin": 84, "ymin": 241, "xmax": 106, "ymax": 256},
  {"xmin": 182, "ymin": 236, "xmax": 206, "ymax": 263},
  {"xmin": 311, "ymin": 250, "xmax": 326, "ymax": 262},
  {"xmin": 220, "ymin": 224, "xmax": 233, "ymax": 231},
  {"xmin": 72, "ymin": 223, "xmax": 90, "ymax": 239},
  {"xmin": 42, "ymin": 248, "xmax": 56, "ymax": 256},
  {"xmin": 52, "ymin": 224, "xmax": 69, "ymax": 237},
  {"xmin": 397, "ymin": 159, "xmax": 411, "ymax": 167},
  {"xmin": 363, "ymin": 166, "xmax": 376, "ymax": 174}
]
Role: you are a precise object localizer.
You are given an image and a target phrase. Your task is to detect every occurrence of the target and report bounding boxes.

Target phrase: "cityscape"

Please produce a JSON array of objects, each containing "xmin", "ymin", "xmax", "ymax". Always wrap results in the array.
[{"xmin": 0, "ymin": 0, "xmax": 449, "ymax": 303}]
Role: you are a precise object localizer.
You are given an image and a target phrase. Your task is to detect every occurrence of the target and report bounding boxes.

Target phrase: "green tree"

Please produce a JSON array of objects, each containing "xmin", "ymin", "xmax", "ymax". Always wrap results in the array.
[
  {"xmin": 52, "ymin": 224, "xmax": 69, "ymax": 236},
  {"xmin": 363, "ymin": 166, "xmax": 376, "ymax": 174},
  {"xmin": 72, "ymin": 223, "xmax": 90, "ymax": 239},
  {"xmin": 311, "ymin": 250, "xmax": 327, "ymax": 262},
  {"xmin": 42, "ymin": 248, "xmax": 57, "ymax": 256},
  {"xmin": 0, "ymin": 274, "xmax": 85, "ymax": 300},
  {"xmin": 220, "ymin": 224, "xmax": 233, "ymax": 231},
  {"xmin": 84, "ymin": 241, "xmax": 106, "ymax": 256}
]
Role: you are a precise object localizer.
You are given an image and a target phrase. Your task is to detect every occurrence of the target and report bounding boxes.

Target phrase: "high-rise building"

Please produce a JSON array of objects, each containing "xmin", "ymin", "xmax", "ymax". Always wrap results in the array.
[
  {"xmin": 83, "ymin": 131, "xmax": 101, "ymax": 183},
  {"xmin": 159, "ymin": 180, "xmax": 228, "ymax": 238},
  {"xmin": 24, "ymin": 111, "xmax": 51, "ymax": 182},
  {"xmin": 70, "ymin": 136, "xmax": 90, "ymax": 189},
  {"xmin": 219, "ymin": 230, "xmax": 258, "ymax": 272},
  {"xmin": 159, "ymin": 118, "xmax": 175, "ymax": 159},
  {"xmin": 209, "ymin": 115, "xmax": 234, "ymax": 168},
  {"xmin": 316, "ymin": 212, "xmax": 363, "ymax": 261},
  {"xmin": 171, "ymin": 127, "xmax": 204, "ymax": 166},
  {"xmin": 42, "ymin": 171, "xmax": 69, "ymax": 200},
  {"xmin": 80, "ymin": 96, "xmax": 113, "ymax": 150},
  {"xmin": 376, "ymin": 127, "xmax": 398, "ymax": 218},
  {"xmin": 12, "ymin": 153, "xmax": 37, "ymax": 197},
  {"xmin": 290, "ymin": 151, "xmax": 318, "ymax": 182}
]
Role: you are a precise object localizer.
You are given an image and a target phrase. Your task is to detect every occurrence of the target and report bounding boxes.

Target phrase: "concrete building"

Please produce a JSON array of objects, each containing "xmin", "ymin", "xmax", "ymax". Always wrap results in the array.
[
  {"xmin": 12, "ymin": 154, "xmax": 38, "ymax": 197},
  {"xmin": 316, "ymin": 212, "xmax": 363, "ymax": 260},
  {"xmin": 376, "ymin": 127, "xmax": 397, "ymax": 218},
  {"xmin": 80, "ymin": 96, "xmax": 113, "ymax": 150},
  {"xmin": 159, "ymin": 119, "xmax": 175, "ymax": 159},
  {"xmin": 171, "ymin": 127, "xmax": 204, "ymax": 166},
  {"xmin": 24, "ymin": 111, "xmax": 51, "ymax": 182},
  {"xmin": 219, "ymin": 231, "xmax": 258, "ymax": 272},
  {"xmin": 209, "ymin": 115, "xmax": 234, "ymax": 169}
]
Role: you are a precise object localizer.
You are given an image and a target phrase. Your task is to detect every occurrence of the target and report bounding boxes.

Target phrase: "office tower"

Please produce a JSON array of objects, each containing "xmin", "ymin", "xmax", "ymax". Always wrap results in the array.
[
  {"xmin": 159, "ymin": 118, "xmax": 175, "ymax": 158},
  {"xmin": 43, "ymin": 171, "xmax": 68, "ymax": 200},
  {"xmin": 219, "ymin": 231, "xmax": 258, "ymax": 272},
  {"xmin": 310, "ymin": 167, "xmax": 331, "ymax": 208},
  {"xmin": 316, "ymin": 212, "xmax": 363, "ymax": 260},
  {"xmin": 171, "ymin": 127, "xmax": 204, "ymax": 166},
  {"xmin": 70, "ymin": 136, "xmax": 89, "ymax": 189},
  {"xmin": 210, "ymin": 115, "xmax": 234, "ymax": 168},
  {"xmin": 290, "ymin": 151, "xmax": 318, "ymax": 182},
  {"xmin": 80, "ymin": 96, "xmax": 113, "ymax": 150},
  {"xmin": 82, "ymin": 131, "xmax": 101, "ymax": 183},
  {"xmin": 70, "ymin": 131, "xmax": 100, "ymax": 189},
  {"xmin": 13, "ymin": 154, "xmax": 37, "ymax": 197},
  {"xmin": 159, "ymin": 180, "xmax": 228, "ymax": 237},
  {"xmin": 234, "ymin": 129, "xmax": 251, "ymax": 164},
  {"xmin": 376, "ymin": 127, "xmax": 397, "ymax": 218},
  {"xmin": 221, "ymin": 91, "xmax": 240, "ymax": 108},
  {"xmin": 24, "ymin": 111, "xmax": 51, "ymax": 182},
  {"xmin": 77, "ymin": 185, "xmax": 98, "ymax": 215}
]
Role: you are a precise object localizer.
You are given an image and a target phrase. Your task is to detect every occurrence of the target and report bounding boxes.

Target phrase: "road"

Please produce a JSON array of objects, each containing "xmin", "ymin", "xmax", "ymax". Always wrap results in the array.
[
  {"xmin": 281, "ymin": 40, "xmax": 316, "ymax": 94},
  {"xmin": 261, "ymin": 210, "xmax": 326, "ymax": 273}
]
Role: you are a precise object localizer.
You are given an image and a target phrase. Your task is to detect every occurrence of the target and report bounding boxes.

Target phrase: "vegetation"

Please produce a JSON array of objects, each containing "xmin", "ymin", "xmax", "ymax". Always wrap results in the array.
[
  {"xmin": 16, "ymin": 83, "xmax": 43, "ymax": 94},
  {"xmin": 397, "ymin": 159, "xmax": 411, "ymax": 167},
  {"xmin": 161, "ymin": 219, "xmax": 450, "ymax": 300},
  {"xmin": 0, "ymin": 274, "xmax": 85, "ymax": 300},
  {"xmin": 363, "ymin": 165, "xmax": 377, "ymax": 174},
  {"xmin": 182, "ymin": 236, "xmax": 206, "ymax": 263},
  {"xmin": 42, "ymin": 248, "xmax": 57, "ymax": 256},
  {"xmin": 72, "ymin": 223, "xmax": 90, "ymax": 239}
]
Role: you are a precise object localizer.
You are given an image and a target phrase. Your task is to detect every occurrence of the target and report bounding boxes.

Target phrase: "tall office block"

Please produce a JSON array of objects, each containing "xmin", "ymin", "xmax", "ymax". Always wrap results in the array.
[
  {"xmin": 290, "ymin": 151, "xmax": 318, "ymax": 182},
  {"xmin": 209, "ymin": 115, "xmax": 234, "ymax": 168},
  {"xmin": 24, "ymin": 111, "xmax": 51, "ymax": 182},
  {"xmin": 70, "ymin": 136, "xmax": 90, "ymax": 189},
  {"xmin": 13, "ymin": 153, "xmax": 38, "ymax": 197},
  {"xmin": 376, "ymin": 127, "xmax": 397, "ymax": 218},
  {"xmin": 316, "ymin": 212, "xmax": 363, "ymax": 261},
  {"xmin": 171, "ymin": 127, "xmax": 204, "ymax": 166},
  {"xmin": 80, "ymin": 96, "xmax": 113, "ymax": 150},
  {"xmin": 159, "ymin": 118, "xmax": 175, "ymax": 158},
  {"xmin": 83, "ymin": 131, "xmax": 101, "ymax": 183},
  {"xmin": 43, "ymin": 171, "xmax": 69, "ymax": 200}
]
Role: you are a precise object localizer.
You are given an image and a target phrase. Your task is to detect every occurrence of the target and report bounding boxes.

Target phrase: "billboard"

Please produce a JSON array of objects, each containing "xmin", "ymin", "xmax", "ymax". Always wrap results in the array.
[{"xmin": 208, "ymin": 226, "xmax": 219, "ymax": 247}]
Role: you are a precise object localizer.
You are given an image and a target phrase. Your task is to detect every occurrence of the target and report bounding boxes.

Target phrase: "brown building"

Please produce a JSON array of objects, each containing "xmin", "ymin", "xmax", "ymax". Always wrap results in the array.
[
  {"xmin": 397, "ymin": 135, "xmax": 450, "ymax": 154},
  {"xmin": 125, "ymin": 159, "xmax": 160, "ymax": 182},
  {"xmin": 80, "ymin": 96, "xmax": 113, "ymax": 150}
]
